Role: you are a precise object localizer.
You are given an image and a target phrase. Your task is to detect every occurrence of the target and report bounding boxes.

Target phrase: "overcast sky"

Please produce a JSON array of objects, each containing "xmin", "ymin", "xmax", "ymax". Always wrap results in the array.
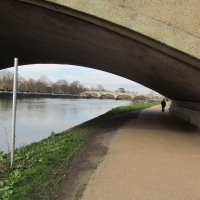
[{"xmin": 7, "ymin": 64, "xmax": 153, "ymax": 94}]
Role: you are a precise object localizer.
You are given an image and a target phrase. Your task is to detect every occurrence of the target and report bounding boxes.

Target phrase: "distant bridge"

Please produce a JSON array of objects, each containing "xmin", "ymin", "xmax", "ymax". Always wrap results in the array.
[
  {"xmin": 81, "ymin": 91, "xmax": 134, "ymax": 100},
  {"xmin": 81, "ymin": 91, "xmax": 143, "ymax": 100}
]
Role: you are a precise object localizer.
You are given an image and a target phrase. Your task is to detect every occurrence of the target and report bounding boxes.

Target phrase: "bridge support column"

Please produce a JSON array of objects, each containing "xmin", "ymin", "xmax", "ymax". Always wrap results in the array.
[{"xmin": 169, "ymin": 101, "xmax": 200, "ymax": 128}]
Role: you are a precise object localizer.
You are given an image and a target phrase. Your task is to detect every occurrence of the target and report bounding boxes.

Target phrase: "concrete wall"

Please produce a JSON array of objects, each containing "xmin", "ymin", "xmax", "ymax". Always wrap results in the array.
[{"xmin": 169, "ymin": 101, "xmax": 200, "ymax": 128}]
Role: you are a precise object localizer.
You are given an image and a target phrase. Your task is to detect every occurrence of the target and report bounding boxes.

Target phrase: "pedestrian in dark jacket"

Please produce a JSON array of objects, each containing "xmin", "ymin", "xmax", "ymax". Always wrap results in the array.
[{"xmin": 161, "ymin": 99, "xmax": 166, "ymax": 112}]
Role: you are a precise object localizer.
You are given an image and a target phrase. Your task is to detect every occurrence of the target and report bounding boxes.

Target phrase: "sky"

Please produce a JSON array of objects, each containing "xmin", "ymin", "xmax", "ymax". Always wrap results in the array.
[{"xmin": 7, "ymin": 64, "xmax": 153, "ymax": 94}]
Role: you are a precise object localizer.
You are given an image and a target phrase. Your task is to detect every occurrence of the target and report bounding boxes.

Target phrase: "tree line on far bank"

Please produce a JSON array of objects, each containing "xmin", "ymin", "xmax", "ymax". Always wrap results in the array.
[{"xmin": 0, "ymin": 69, "xmax": 106, "ymax": 95}]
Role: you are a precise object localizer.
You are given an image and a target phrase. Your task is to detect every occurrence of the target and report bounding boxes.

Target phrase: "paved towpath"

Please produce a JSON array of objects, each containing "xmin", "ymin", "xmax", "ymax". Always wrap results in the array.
[{"xmin": 81, "ymin": 103, "xmax": 200, "ymax": 200}]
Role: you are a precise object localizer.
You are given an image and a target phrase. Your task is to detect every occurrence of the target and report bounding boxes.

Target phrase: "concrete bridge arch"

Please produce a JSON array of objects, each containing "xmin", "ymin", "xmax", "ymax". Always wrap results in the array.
[
  {"xmin": 1, "ymin": 0, "xmax": 200, "ymax": 125},
  {"xmin": 1, "ymin": 0, "xmax": 200, "ymax": 101},
  {"xmin": 85, "ymin": 91, "xmax": 134, "ymax": 100},
  {"xmin": 100, "ymin": 93, "xmax": 118, "ymax": 100},
  {"xmin": 85, "ymin": 92, "xmax": 100, "ymax": 98}
]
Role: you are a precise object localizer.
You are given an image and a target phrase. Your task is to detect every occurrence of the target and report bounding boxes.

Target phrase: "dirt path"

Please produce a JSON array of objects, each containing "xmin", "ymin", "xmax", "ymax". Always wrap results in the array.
[
  {"xmin": 59, "ymin": 109, "xmax": 140, "ymax": 200},
  {"xmin": 81, "ymin": 104, "xmax": 200, "ymax": 200}
]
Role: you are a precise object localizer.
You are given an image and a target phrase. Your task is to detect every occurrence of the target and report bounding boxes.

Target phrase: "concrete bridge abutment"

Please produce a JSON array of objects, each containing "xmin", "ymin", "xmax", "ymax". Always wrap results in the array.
[{"xmin": 169, "ymin": 101, "xmax": 200, "ymax": 128}]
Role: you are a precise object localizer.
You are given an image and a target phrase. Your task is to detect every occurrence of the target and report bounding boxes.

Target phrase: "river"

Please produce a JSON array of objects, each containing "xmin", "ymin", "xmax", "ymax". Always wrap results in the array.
[{"xmin": 0, "ymin": 98, "xmax": 130, "ymax": 152}]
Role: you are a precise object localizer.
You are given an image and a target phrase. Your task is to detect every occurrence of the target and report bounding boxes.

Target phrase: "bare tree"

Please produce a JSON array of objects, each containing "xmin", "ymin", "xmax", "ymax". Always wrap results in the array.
[
  {"xmin": 56, "ymin": 79, "xmax": 68, "ymax": 94},
  {"xmin": 97, "ymin": 84, "xmax": 104, "ymax": 92},
  {"xmin": 36, "ymin": 75, "xmax": 50, "ymax": 93},
  {"xmin": 0, "ymin": 69, "xmax": 14, "ymax": 90},
  {"xmin": 0, "ymin": 70, "xmax": 107, "ymax": 95},
  {"xmin": 18, "ymin": 75, "xmax": 27, "ymax": 91},
  {"xmin": 90, "ymin": 86, "xmax": 94, "ymax": 91},
  {"xmin": 52, "ymin": 83, "xmax": 59, "ymax": 94},
  {"xmin": 70, "ymin": 81, "xmax": 80, "ymax": 95},
  {"xmin": 26, "ymin": 78, "xmax": 36, "ymax": 93},
  {"xmin": 46, "ymin": 80, "xmax": 53, "ymax": 93},
  {"xmin": 78, "ymin": 84, "xmax": 87, "ymax": 94}
]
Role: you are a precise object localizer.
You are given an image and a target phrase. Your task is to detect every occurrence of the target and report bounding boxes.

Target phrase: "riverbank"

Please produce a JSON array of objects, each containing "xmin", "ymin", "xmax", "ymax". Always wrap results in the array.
[
  {"xmin": 0, "ymin": 93, "xmax": 152, "ymax": 102},
  {"xmin": 0, "ymin": 98, "xmax": 131, "ymax": 153},
  {"xmin": 0, "ymin": 102, "xmax": 159, "ymax": 200},
  {"xmin": 0, "ymin": 93, "xmax": 133, "ymax": 100},
  {"xmin": 0, "ymin": 93, "xmax": 84, "ymax": 99}
]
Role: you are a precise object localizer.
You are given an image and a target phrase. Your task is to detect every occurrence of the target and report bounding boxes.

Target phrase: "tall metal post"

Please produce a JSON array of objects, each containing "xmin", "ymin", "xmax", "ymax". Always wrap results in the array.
[{"xmin": 11, "ymin": 58, "xmax": 18, "ymax": 166}]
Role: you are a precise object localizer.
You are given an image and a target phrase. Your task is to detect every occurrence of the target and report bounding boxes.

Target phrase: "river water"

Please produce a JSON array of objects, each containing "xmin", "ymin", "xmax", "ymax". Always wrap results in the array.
[{"xmin": 0, "ymin": 98, "xmax": 130, "ymax": 152}]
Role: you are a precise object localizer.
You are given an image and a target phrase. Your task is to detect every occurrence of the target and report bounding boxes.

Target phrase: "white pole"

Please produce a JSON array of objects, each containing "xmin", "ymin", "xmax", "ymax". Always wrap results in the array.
[{"xmin": 11, "ymin": 58, "xmax": 18, "ymax": 166}]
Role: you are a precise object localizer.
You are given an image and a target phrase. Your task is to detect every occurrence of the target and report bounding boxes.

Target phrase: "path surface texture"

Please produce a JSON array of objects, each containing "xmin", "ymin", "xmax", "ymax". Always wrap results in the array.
[{"xmin": 81, "ymin": 104, "xmax": 200, "ymax": 200}]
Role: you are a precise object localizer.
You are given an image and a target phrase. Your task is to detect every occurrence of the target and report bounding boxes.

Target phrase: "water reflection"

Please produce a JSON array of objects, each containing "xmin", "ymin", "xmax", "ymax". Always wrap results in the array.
[{"xmin": 0, "ymin": 98, "xmax": 130, "ymax": 152}]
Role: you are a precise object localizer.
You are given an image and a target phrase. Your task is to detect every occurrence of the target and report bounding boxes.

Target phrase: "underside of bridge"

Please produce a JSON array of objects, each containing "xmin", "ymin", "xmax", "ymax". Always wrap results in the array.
[
  {"xmin": 1, "ymin": 0, "xmax": 200, "ymax": 105},
  {"xmin": 0, "ymin": 0, "xmax": 200, "ymax": 101}
]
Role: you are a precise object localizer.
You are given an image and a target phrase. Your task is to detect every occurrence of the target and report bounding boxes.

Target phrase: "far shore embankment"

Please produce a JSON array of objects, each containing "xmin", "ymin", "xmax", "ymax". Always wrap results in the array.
[
  {"xmin": 0, "ymin": 93, "xmax": 158, "ymax": 103},
  {"xmin": 0, "ymin": 93, "xmax": 86, "ymax": 99},
  {"xmin": 0, "ymin": 93, "xmax": 137, "ymax": 101}
]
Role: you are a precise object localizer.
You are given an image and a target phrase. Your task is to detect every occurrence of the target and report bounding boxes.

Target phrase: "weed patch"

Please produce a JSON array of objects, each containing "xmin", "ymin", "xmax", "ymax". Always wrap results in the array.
[{"xmin": 74, "ymin": 183, "xmax": 87, "ymax": 200}]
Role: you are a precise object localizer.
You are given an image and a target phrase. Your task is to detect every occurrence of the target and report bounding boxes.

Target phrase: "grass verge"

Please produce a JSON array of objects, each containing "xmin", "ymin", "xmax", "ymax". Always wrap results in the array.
[{"xmin": 0, "ymin": 102, "xmax": 159, "ymax": 200}]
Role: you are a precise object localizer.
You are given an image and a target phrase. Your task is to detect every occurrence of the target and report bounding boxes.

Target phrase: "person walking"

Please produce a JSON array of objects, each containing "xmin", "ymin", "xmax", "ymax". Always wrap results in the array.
[{"xmin": 161, "ymin": 99, "xmax": 166, "ymax": 112}]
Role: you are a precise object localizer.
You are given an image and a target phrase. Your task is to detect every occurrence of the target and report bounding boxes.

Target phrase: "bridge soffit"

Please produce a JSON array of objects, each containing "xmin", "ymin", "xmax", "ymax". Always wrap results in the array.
[{"xmin": 24, "ymin": 0, "xmax": 200, "ymax": 60}]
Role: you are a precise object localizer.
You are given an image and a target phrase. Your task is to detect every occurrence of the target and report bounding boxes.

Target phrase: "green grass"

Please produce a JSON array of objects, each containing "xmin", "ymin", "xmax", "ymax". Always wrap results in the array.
[
  {"xmin": 107, "ymin": 101, "xmax": 159, "ymax": 115},
  {"xmin": 0, "ymin": 102, "xmax": 159, "ymax": 200}
]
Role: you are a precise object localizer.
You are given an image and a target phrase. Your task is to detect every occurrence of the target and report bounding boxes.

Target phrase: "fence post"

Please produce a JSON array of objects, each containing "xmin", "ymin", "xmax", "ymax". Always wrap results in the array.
[{"xmin": 11, "ymin": 58, "xmax": 18, "ymax": 166}]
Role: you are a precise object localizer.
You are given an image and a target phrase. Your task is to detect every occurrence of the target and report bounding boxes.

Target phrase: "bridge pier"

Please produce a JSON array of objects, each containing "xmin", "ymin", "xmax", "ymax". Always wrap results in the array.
[{"xmin": 169, "ymin": 101, "xmax": 200, "ymax": 128}]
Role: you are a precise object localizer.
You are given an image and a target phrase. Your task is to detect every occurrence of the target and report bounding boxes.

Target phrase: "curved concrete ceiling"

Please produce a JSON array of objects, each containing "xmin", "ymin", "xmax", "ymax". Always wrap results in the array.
[
  {"xmin": 1, "ymin": 0, "xmax": 200, "ymax": 101},
  {"xmin": 29, "ymin": 0, "xmax": 200, "ymax": 59}
]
